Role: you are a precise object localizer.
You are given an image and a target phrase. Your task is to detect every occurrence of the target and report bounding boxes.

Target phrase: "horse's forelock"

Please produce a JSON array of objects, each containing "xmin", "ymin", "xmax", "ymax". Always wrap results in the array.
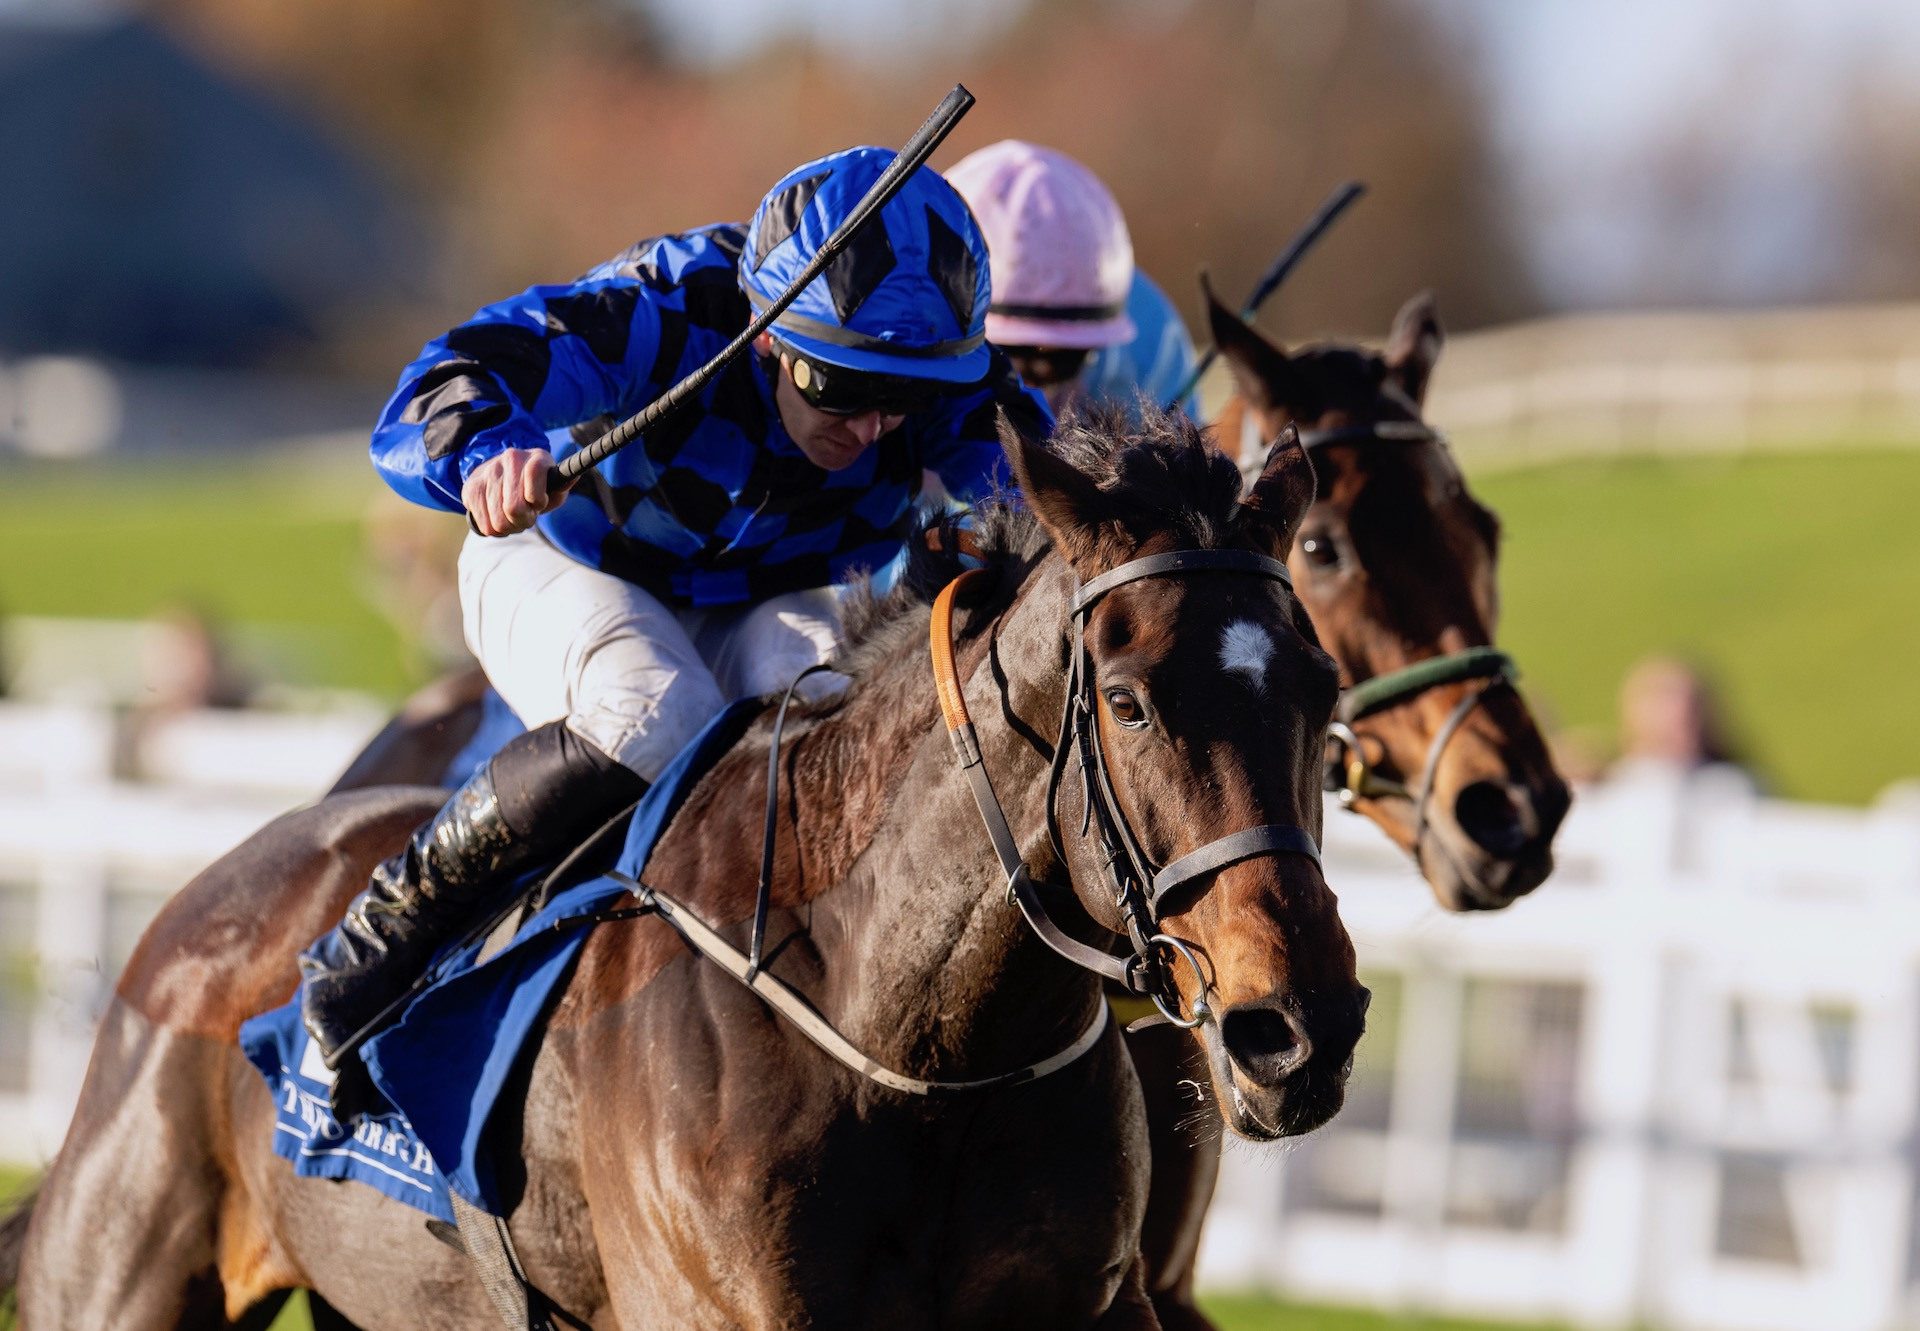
[
  {"xmin": 1287, "ymin": 344, "xmax": 1408, "ymax": 412},
  {"xmin": 1047, "ymin": 401, "xmax": 1249, "ymax": 552}
]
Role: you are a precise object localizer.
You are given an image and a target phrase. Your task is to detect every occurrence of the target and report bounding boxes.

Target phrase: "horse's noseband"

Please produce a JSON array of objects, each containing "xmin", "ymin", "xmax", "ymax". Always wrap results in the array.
[
  {"xmin": 1290, "ymin": 420, "xmax": 1525, "ymax": 865},
  {"xmin": 1324, "ymin": 645, "xmax": 1517, "ymax": 809},
  {"xmin": 932, "ymin": 545, "xmax": 1322, "ymax": 1027}
]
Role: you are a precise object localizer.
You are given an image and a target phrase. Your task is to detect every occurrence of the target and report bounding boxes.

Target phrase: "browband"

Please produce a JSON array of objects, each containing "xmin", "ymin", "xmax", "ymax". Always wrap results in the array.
[
  {"xmin": 1295, "ymin": 421, "xmax": 1440, "ymax": 451},
  {"xmin": 1072, "ymin": 550, "xmax": 1292, "ymax": 615}
]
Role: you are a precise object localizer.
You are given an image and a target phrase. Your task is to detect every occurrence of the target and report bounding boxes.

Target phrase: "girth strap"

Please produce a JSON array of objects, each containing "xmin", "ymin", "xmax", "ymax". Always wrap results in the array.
[
  {"xmin": 1149, "ymin": 823, "xmax": 1321, "ymax": 915},
  {"xmin": 444, "ymin": 1191, "xmax": 587, "ymax": 1331}
]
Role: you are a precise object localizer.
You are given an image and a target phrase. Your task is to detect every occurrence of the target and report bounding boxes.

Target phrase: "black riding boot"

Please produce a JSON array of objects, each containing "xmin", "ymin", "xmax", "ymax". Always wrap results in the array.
[{"xmin": 299, "ymin": 720, "xmax": 646, "ymax": 1082}]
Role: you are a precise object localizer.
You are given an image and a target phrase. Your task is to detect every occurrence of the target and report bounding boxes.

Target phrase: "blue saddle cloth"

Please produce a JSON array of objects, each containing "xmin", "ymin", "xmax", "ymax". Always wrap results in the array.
[{"xmin": 239, "ymin": 698, "xmax": 763, "ymax": 1220}]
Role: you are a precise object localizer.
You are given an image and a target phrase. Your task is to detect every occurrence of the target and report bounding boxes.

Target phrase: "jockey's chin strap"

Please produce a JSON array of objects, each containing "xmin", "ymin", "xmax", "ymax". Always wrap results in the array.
[{"xmin": 931, "ymin": 545, "xmax": 1322, "ymax": 1029}]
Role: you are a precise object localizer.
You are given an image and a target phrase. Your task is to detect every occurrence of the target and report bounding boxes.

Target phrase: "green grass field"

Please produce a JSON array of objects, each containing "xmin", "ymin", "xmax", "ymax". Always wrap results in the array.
[
  {"xmin": 1475, "ymin": 448, "xmax": 1920, "ymax": 802},
  {"xmin": 0, "ymin": 453, "xmax": 421, "ymax": 698},
  {"xmin": 3, "ymin": 444, "xmax": 1913, "ymax": 803}
]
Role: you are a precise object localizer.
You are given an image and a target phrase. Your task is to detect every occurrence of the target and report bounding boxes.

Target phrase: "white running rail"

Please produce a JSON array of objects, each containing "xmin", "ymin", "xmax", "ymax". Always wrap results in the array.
[{"xmin": 2, "ymin": 701, "xmax": 1919, "ymax": 1329}]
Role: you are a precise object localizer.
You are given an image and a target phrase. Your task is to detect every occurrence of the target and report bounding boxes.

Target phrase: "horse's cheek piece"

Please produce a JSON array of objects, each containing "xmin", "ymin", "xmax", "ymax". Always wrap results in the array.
[
  {"xmin": 1294, "ymin": 421, "xmax": 1527, "ymax": 880},
  {"xmin": 930, "ymin": 546, "xmax": 1323, "ymax": 1028}
]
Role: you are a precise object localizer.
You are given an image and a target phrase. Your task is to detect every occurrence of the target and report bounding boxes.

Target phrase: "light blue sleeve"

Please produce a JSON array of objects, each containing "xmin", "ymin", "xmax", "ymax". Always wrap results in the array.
[{"xmin": 1078, "ymin": 271, "xmax": 1200, "ymax": 422}]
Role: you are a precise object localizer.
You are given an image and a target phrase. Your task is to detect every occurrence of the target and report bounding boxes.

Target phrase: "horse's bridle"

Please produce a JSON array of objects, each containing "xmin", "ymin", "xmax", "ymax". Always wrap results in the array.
[
  {"xmin": 1292, "ymin": 420, "xmax": 1521, "ymax": 862},
  {"xmin": 932, "ymin": 544, "xmax": 1322, "ymax": 1029},
  {"xmin": 578, "ymin": 541, "xmax": 1317, "ymax": 1094}
]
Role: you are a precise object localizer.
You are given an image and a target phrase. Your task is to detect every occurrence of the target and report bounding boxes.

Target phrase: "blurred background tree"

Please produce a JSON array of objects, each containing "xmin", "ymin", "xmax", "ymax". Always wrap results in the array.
[{"xmin": 136, "ymin": 0, "xmax": 1532, "ymax": 373}]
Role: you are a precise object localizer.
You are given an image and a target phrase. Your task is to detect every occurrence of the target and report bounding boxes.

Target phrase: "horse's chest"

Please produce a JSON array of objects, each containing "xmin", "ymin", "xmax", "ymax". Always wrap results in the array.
[
  {"xmin": 563, "ymin": 956, "xmax": 1151, "ymax": 1328},
  {"xmin": 644, "ymin": 1078, "xmax": 1144, "ymax": 1327}
]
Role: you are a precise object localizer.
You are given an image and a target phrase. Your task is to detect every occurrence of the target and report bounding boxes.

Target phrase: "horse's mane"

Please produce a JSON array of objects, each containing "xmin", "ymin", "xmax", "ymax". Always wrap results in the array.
[{"xmin": 835, "ymin": 401, "xmax": 1251, "ymax": 683}]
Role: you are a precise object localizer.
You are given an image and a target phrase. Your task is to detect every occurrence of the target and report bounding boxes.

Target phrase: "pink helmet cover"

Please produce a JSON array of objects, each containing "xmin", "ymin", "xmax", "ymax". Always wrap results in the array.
[{"xmin": 945, "ymin": 140, "xmax": 1137, "ymax": 350}]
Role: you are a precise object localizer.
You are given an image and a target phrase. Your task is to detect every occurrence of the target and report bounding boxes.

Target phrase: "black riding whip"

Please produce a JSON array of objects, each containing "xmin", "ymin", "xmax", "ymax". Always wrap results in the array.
[
  {"xmin": 1165, "ymin": 179, "xmax": 1366, "ymax": 410},
  {"xmin": 557, "ymin": 84, "xmax": 977, "ymax": 486}
]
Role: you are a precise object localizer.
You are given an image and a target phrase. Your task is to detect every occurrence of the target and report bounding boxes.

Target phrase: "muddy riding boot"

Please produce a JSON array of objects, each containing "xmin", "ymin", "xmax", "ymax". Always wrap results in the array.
[{"xmin": 299, "ymin": 720, "xmax": 646, "ymax": 1099}]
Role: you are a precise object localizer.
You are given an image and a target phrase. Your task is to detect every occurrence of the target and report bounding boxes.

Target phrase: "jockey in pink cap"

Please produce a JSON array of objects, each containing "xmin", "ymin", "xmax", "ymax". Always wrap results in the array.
[{"xmin": 946, "ymin": 140, "xmax": 1198, "ymax": 418}]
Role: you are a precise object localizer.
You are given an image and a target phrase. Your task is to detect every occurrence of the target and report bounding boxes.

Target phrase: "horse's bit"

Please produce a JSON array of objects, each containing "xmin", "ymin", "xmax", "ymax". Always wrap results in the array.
[
  {"xmin": 932, "ymin": 543, "xmax": 1322, "ymax": 1030},
  {"xmin": 1292, "ymin": 421, "xmax": 1520, "ymax": 851}
]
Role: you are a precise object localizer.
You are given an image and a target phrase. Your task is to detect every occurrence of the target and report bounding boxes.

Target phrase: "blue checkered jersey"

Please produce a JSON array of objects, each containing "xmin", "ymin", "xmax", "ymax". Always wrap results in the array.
[
  {"xmin": 1080, "ymin": 271, "xmax": 1200, "ymax": 420},
  {"xmin": 370, "ymin": 224, "xmax": 1052, "ymax": 605}
]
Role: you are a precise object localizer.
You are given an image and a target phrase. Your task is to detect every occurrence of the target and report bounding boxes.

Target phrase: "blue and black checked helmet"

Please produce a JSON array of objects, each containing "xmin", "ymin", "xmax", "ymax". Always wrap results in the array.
[{"xmin": 741, "ymin": 146, "xmax": 992, "ymax": 386}]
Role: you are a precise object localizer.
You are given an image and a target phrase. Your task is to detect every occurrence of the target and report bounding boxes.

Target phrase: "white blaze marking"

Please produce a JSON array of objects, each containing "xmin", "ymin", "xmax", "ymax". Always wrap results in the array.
[{"xmin": 1219, "ymin": 620, "xmax": 1275, "ymax": 692}]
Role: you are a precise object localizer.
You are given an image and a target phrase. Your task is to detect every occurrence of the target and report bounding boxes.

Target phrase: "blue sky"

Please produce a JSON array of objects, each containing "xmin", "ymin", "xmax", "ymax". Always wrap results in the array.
[{"xmin": 1450, "ymin": 0, "xmax": 1920, "ymax": 304}]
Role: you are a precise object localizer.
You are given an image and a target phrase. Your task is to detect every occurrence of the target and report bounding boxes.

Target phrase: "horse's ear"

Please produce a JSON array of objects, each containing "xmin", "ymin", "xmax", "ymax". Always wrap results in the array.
[
  {"xmin": 1385, "ymin": 290, "xmax": 1443, "ymax": 406},
  {"xmin": 1239, "ymin": 423, "xmax": 1317, "ymax": 556},
  {"xmin": 1202, "ymin": 272, "xmax": 1318, "ymax": 418},
  {"xmin": 1002, "ymin": 411, "xmax": 1108, "ymax": 566}
]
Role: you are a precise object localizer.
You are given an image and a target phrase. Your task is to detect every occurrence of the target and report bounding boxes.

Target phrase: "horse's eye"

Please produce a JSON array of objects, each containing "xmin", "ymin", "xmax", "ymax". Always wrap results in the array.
[
  {"xmin": 1104, "ymin": 688, "xmax": 1149, "ymax": 729},
  {"xmin": 1298, "ymin": 532, "xmax": 1342, "ymax": 570}
]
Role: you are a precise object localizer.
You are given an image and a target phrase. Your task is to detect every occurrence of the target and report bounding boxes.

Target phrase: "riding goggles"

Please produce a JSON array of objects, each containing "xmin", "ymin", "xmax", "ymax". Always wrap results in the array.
[
  {"xmin": 1001, "ymin": 345, "xmax": 1092, "ymax": 389},
  {"xmin": 774, "ymin": 340, "xmax": 955, "ymax": 417}
]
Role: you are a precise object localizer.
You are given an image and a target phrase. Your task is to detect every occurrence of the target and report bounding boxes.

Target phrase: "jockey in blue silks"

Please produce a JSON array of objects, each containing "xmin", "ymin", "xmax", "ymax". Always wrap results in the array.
[
  {"xmin": 945, "ymin": 140, "xmax": 1200, "ymax": 421},
  {"xmin": 299, "ymin": 147, "xmax": 1051, "ymax": 1083}
]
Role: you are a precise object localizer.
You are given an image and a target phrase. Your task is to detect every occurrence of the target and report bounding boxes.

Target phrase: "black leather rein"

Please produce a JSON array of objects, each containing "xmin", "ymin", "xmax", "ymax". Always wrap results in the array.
[{"xmin": 933, "ymin": 546, "xmax": 1323, "ymax": 1029}]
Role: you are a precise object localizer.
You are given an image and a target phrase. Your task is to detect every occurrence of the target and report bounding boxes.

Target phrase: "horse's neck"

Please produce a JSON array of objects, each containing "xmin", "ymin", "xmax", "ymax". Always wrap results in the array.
[{"xmin": 803, "ymin": 559, "xmax": 1106, "ymax": 1079}]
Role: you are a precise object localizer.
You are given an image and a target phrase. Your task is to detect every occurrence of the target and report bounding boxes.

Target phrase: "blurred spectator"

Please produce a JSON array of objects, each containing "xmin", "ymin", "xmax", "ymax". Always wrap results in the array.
[
  {"xmin": 137, "ymin": 602, "xmax": 255, "ymax": 713},
  {"xmin": 113, "ymin": 602, "xmax": 257, "ymax": 779},
  {"xmin": 1610, "ymin": 654, "xmax": 1760, "ymax": 794}
]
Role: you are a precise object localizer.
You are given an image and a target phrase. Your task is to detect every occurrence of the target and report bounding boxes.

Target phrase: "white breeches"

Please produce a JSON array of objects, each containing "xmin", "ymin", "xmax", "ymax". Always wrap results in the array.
[{"xmin": 457, "ymin": 527, "xmax": 842, "ymax": 781}]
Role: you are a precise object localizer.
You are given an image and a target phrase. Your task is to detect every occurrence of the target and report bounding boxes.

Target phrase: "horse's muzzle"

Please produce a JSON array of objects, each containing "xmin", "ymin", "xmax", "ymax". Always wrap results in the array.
[
  {"xmin": 1206, "ymin": 985, "xmax": 1369, "ymax": 1140},
  {"xmin": 1429, "ymin": 774, "xmax": 1571, "ymax": 910}
]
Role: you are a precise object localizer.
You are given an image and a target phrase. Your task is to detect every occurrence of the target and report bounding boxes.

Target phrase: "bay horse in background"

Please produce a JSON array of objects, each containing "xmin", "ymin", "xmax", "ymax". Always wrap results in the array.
[
  {"xmin": 1205, "ymin": 281, "xmax": 1568, "ymax": 910},
  {"xmin": 326, "ymin": 287, "xmax": 1574, "ymax": 1331},
  {"xmin": 1125, "ymin": 285, "xmax": 1572, "ymax": 1331},
  {"xmin": 7, "ymin": 410, "xmax": 1366, "ymax": 1329}
]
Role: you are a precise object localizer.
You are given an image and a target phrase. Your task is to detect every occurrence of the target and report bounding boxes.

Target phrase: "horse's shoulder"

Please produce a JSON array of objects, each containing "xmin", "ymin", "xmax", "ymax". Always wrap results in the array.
[
  {"xmin": 550, "ymin": 740, "xmax": 776, "ymax": 1029},
  {"xmin": 116, "ymin": 786, "xmax": 445, "ymax": 1039}
]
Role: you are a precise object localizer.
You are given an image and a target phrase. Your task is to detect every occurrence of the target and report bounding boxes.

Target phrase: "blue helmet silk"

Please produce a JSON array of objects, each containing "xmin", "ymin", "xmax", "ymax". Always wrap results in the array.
[{"xmin": 741, "ymin": 147, "xmax": 991, "ymax": 385}]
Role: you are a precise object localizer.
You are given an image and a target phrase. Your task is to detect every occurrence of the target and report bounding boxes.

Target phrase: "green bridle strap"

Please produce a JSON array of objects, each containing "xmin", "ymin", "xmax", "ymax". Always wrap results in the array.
[{"xmin": 1336, "ymin": 647, "xmax": 1517, "ymax": 724}]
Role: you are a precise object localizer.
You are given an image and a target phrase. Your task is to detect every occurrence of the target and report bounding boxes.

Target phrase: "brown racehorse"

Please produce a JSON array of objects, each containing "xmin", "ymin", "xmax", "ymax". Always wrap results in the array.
[
  {"xmin": 321, "ymin": 290, "xmax": 1572, "ymax": 1331},
  {"xmin": 4, "ymin": 410, "xmax": 1368, "ymax": 1329},
  {"xmin": 1126, "ymin": 287, "xmax": 1571, "ymax": 1330}
]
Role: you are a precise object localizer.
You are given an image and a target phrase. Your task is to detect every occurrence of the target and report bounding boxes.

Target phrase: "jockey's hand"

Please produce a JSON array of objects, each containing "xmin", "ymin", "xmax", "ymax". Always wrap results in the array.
[{"xmin": 463, "ymin": 449, "xmax": 573, "ymax": 537}]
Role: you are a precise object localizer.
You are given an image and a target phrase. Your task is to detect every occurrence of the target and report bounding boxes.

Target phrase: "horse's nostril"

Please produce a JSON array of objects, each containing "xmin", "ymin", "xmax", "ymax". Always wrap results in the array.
[
  {"xmin": 1454, "ymin": 780, "xmax": 1533, "ymax": 856},
  {"xmin": 1220, "ymin": 1004, "xmax": 1311, "ymax": 1085}
]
